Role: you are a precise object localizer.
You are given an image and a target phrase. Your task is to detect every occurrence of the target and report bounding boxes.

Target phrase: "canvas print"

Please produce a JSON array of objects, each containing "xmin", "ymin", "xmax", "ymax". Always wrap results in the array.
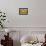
[{"xmin": 19, "ymin": 8, "xmax": 28, "ymax": 15}]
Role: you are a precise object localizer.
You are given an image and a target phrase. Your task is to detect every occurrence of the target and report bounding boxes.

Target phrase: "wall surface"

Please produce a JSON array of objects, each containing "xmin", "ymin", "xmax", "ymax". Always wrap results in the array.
[
  {"xmin": 31, "ymin": 0, "xmax": 46, "ymax": 27},
  {"xmin": 0, "ymin": 0, "xmax": 46, "ymax": 27},
  {"xmin": 0, "ymin": 0, "xmax": 46, "ymax": 46}
]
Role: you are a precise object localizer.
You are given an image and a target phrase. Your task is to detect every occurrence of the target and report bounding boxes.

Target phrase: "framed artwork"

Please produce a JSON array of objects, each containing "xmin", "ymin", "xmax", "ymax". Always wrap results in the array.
[{"xmin": 19, "ymin": 8, "xmax": 28, "ymax": 15}]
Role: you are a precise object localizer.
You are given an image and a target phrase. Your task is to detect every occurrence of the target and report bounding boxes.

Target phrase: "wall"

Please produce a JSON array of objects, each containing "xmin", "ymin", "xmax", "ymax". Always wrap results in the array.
[
  {"xmin": 0, "ymin": 0, "xmax": 46, "ymax": 46},
  {"xmin": 31, "ymin": 0, "xmax": 46, "ymax": 27},
  {"xmin": 0, "ymin": 0, "xmax": 46, "ymax": 27},
  {"xmin": 0, "ymin": 0, "xmax": 31, "ymax": 27}
]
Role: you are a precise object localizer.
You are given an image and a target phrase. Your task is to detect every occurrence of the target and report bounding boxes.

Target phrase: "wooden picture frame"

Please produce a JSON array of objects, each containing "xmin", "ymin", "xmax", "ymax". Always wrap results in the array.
[{"xmin": 19, "ymin": 8, "xmax": 28, "ymax": 15}]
